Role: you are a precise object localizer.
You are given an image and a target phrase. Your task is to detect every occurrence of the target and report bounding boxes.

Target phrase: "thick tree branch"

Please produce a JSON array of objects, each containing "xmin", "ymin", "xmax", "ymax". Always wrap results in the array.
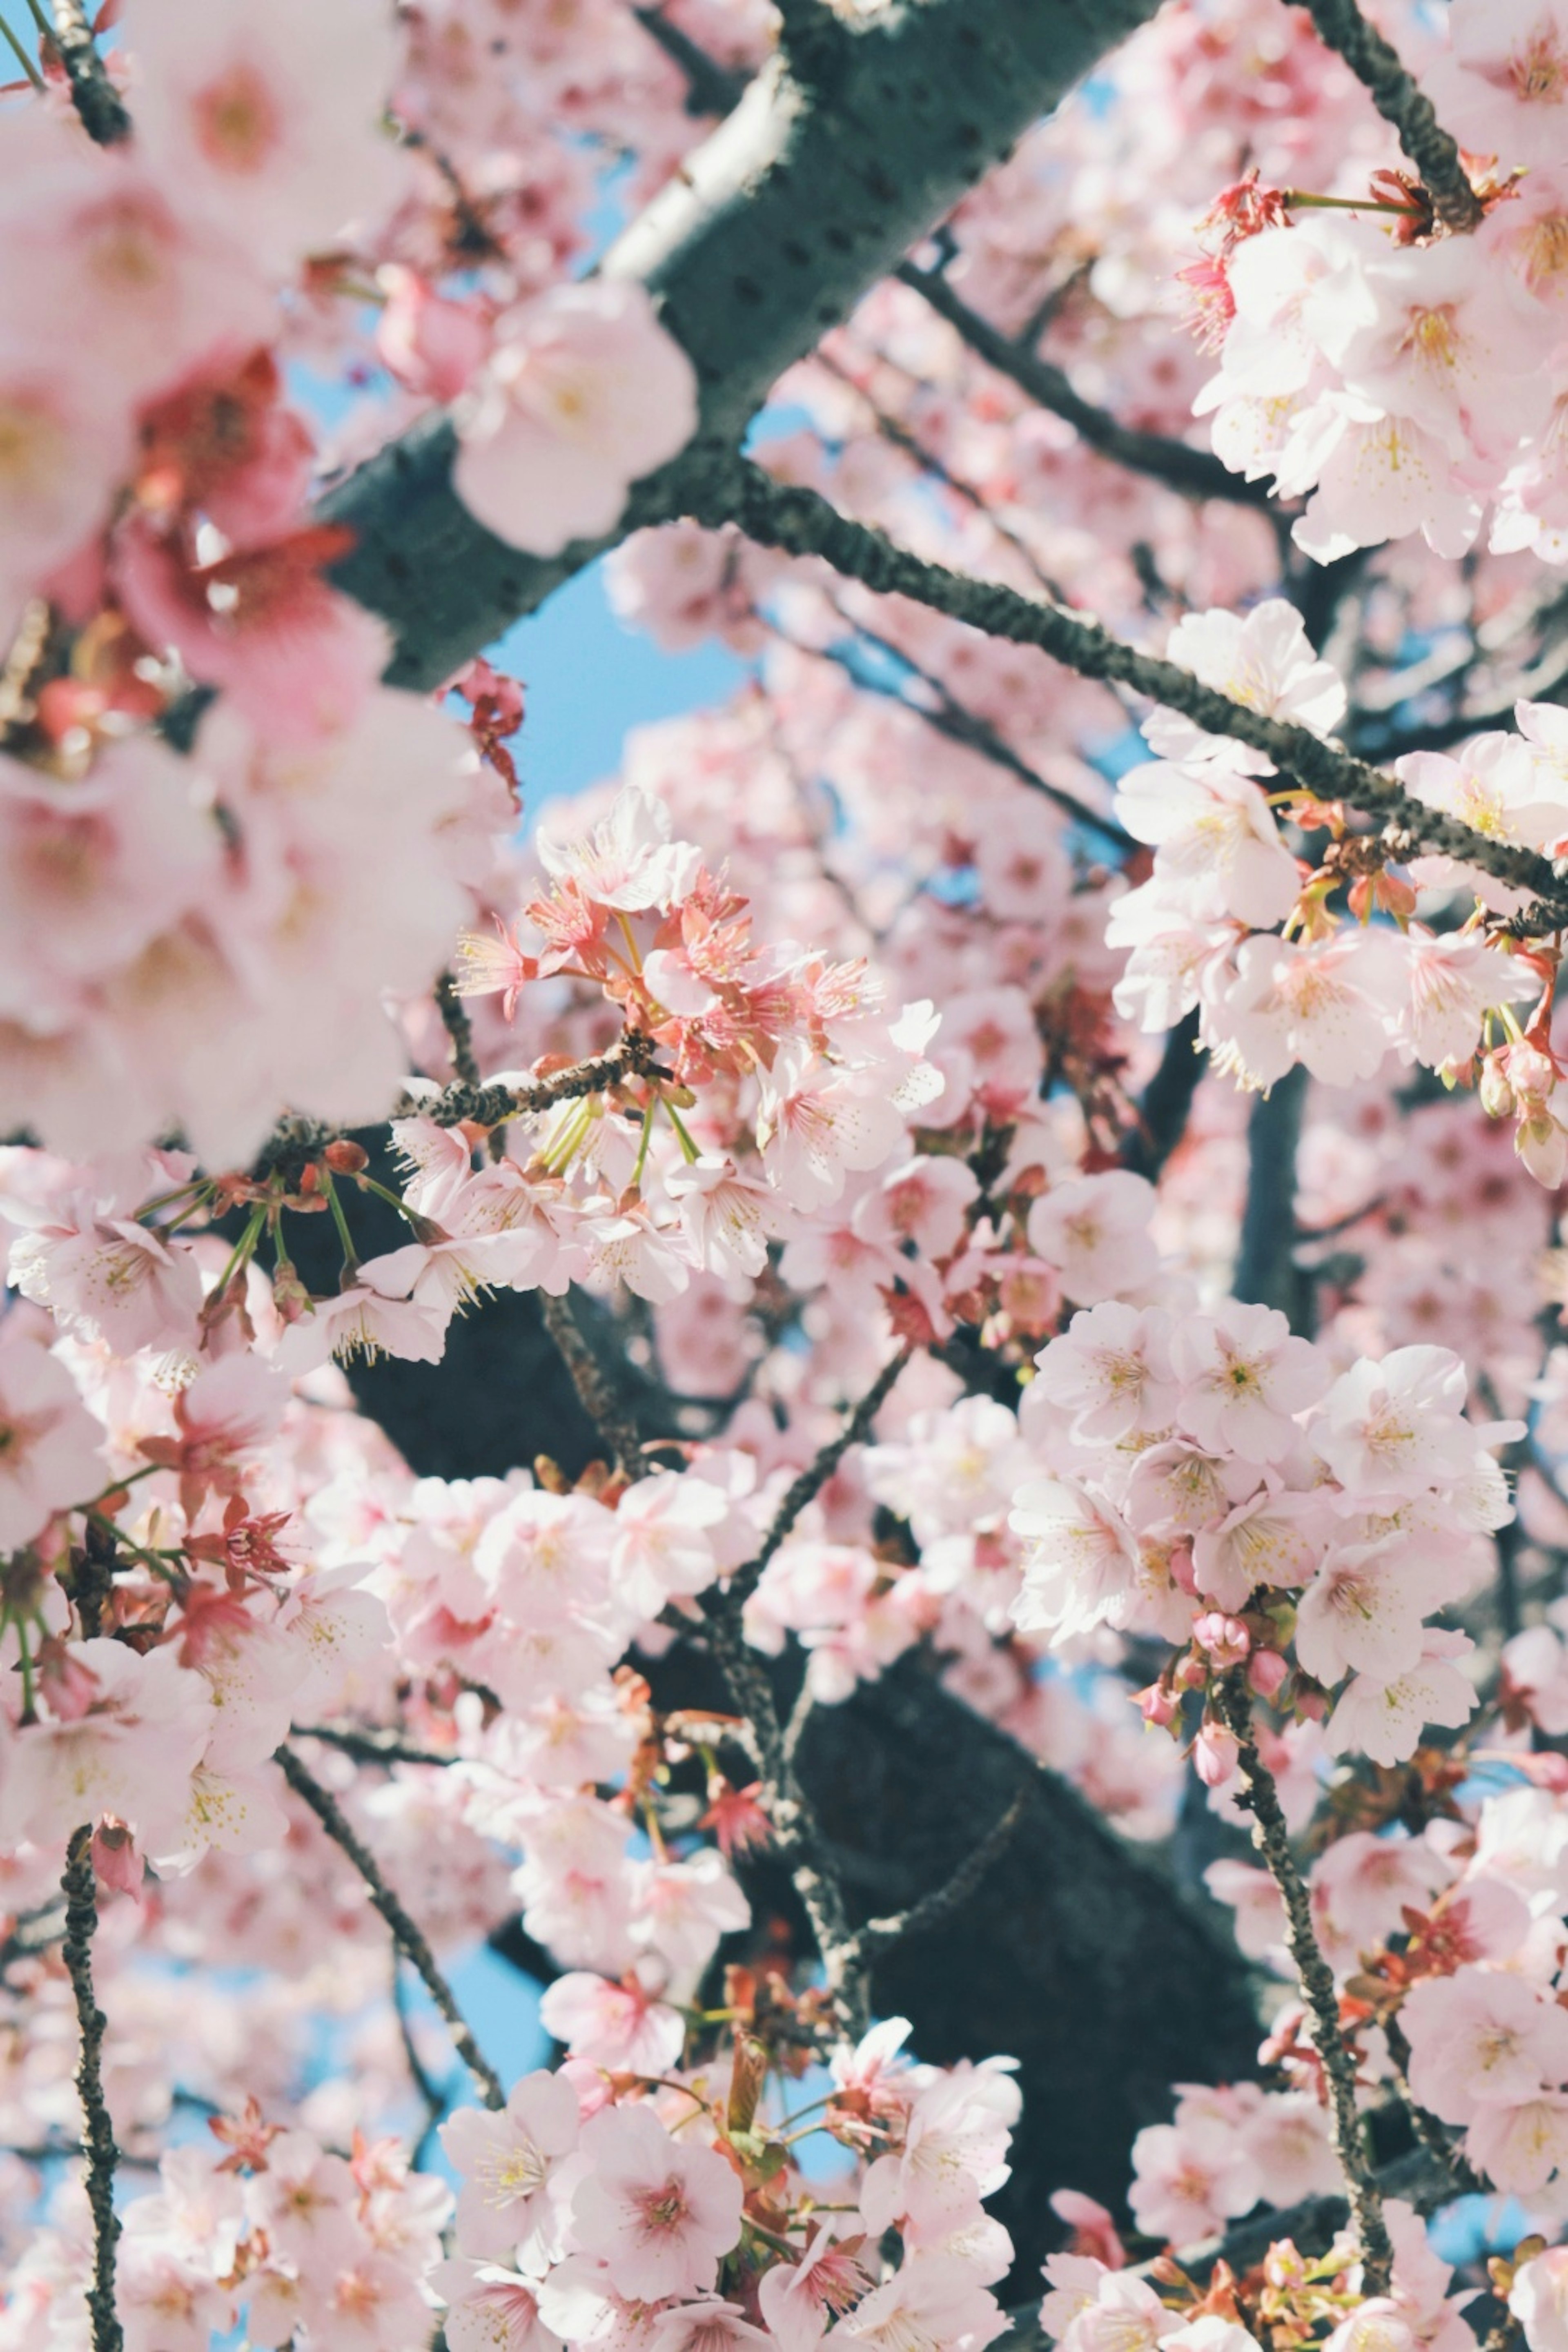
[
  {"xmin": 45, "ymin": 0, "xmax": 129, "ymax": 145},
  {"xmin": 1212, "ymin": 1679, "xmax": 1393, "ymax": 2293},
  {"xmin": 276, "ymin": 1744, "xmax": 505, "ymax": 2109},
  {"xmin": 895, "ymin": 263, "xmax": 1273, "ymax": 510},
  {"xmin": 1286, "ymin": 0, "xmax": 1483, "ymax": 234},
  {"xmin": 1233, "ymin": 1065, "xmax": 1312, "ymax": 1333},
  {"xmin": 320, "ymin": 0, "xmax": 1167, "ymax": 689},
  {"xmin": 693, "ymin": 457, "xmax": 1568, "ymax": 920},
  {"xmin": 62, "ymin": 1826, "xmax": 122, "ymax": 2352}
]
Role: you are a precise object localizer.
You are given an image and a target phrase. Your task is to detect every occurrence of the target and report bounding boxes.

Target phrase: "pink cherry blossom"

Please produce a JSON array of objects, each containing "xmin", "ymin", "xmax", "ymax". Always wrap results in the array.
[
  {"xmin": 568, "ymin": 2101, "xmax": 743, "ymax": 2302},
  {"xmin": 455, "ymin": 282, "xmax": 699, "ymax": 557},
  {"xmin": 442, "ymin": 2070, "xmax": 581, "ymax": 2265}
]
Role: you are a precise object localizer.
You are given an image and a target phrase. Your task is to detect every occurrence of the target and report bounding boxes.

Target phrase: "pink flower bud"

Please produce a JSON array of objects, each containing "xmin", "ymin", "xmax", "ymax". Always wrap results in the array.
[
  {"xmin": 1194, "ymin": 1612, "xmax": 1251, "ymax": 1667},
  {"xmin": 1138, "ymin": 1681, "xmax": 1179, "ymax": 1729},
  {"xmin": 1193, "ymin": 1719, "xmax": 1239, "ymax": 1789},
  {"xmin": 91, "ymin": 1818, "xmax": 143, "ymax": 1898},
  {"xmin": 1168, "ymin": 1543, "xmax": 1199, "ymax": 1598},
  {"xmin": 1174, "ymin": 1650, "xmax": 1209, "ymax": 1692},
  {"xmin": 1247, "ymin": 1646, "xmax": 1290, "ymax": 1700},
  {"xmin": 1479, "ymin": 1052, "xmax": 1515, "ymax": 1118},
  {"xmin": 1296, "ymin": 1684, "xmax": 1329, "ymax": 1722}
]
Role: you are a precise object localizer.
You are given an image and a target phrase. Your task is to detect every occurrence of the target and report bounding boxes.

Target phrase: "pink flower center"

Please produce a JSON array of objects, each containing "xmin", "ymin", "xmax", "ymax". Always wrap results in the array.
[
  {"xmin": 1512, "ymin": 28, "xmax": 1568, "ymax": 102},
  {"xmin": 193, "ymin": 63, "xmax": 284, "ymax": 174},
  {"xmin": 637, "ymin": 2176, "xmax": 691, "ymax": 2234}
]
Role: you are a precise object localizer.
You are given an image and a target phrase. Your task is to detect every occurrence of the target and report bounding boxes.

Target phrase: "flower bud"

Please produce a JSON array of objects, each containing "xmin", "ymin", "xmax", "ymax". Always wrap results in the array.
[
  {"xmin": 1479, "ymin": 1053, "xmax": 1514, "ymax": 1118},
  {"xmin": 1247, "ymin": 1646, "xmax": 1290, "ymax": 1701},
  {"xmin": 1137, "ymin": 1681, "xmax": 1179, "ymax": 1729},
  {"xmin": 1194, "ymin": 1612, "xmax": 1251, "ymax": 1668},
  {"xmin": 323, "ymin": 1139, "xmax": 369, "ymax": 1174},
  {"xmin": 1193, "ymin": 1719, "xmax": 1239, "ymax": 1789}
]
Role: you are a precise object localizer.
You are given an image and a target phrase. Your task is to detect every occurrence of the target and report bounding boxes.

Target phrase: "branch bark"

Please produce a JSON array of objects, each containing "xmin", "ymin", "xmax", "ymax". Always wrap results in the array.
[
  {"xmin": 319, "ymin": 0, "xmax": 1167, "ymax": 690},
  {"xmin": 895, "ymin": 263, "xmax": 1272, "ymax": 509},
  {"xmin": 48, "ymin": 0, "xmax": 130, "ymax": 146},
  {"xmin": 1212, "ymin": 1678, "xmax": 1393, "ymax": 2293},
  {"xmin": 693, "ymin": 457, "xmax": 1568, "ymax": 920},
  {"xmin": 276, "ymin": 1744, "xmax": 505, "ymax": 2110},
  {"xmin": 1286, "ymin": 0, "xmax": 1483, "ymax": 233},
  {"xmin": 62, "ymin": 1826, "xmax": 122, "ymax": 2352}
]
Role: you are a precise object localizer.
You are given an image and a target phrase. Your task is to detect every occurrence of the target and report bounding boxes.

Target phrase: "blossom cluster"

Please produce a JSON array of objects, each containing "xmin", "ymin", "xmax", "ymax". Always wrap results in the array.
[
  {"xmin": 1108, "ymin": 601, "xmax": 1568, "ymax": 1184},
  {"xmin": 1194, "ymin": 0, "xmax": 1568, "ymax": 563},
  {"xmin": 1010, "ymin": 1301, "xmax": 1515, "ymax": 1768}
]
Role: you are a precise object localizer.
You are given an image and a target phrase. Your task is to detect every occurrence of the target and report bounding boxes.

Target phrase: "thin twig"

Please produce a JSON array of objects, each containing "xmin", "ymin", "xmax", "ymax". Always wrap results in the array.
[
  {"xmin": 724, "ymin": 1345, "xmax": 913, "ymax": 1615},
  {"xmin": 49, "ymin": 0, "xmax": 130, "ymax": 145},
  {"xmin": 854, "ymin": 1778, "xmax": 1030, "ymax": 1958},
  {"xmin": 291, "ymin": 1723, "xmax": 459, "ymax": 1770},
  {"xmin": 276, "ymin": 1744, "xmax": 505, "ymax": 2109},
  {"xmin": 1286, "ymin": 0, "xmax": 1483, "ymax": 234},
  {"xmin": 810, "ymin": 597, "xmax": 1134, "ymax": 850},
  {"xmin": 632, "ymin": 5, "xmax": 745, "ymax": 112},
  {"xmin": 62, "ymin": 1827, "xmax": 122, "ymax": 2352},
  {"xmin": 539, "ymin": 1289, "xmax": 646, "ymax": 1476},
  {"xmin": 434, "ymin": 971, "xmax": 481, "ymax": 1090},
  {"xmin": 0, "ymin": 13, "xmax": 44, "ymax": 89},
  {"xmin": 251, "ymin": 1030, "xmax": 664, "ymax": 1183},
  {"xmin": 812, "ymin": 346, "xmax": 1075, "ymax": 604},
  {"xmin": 897, "ymin": 263, "xmax": 1272, "ymax": 510},
  {"xmin": 690, "ymin": 457, "xmax": 1568, "ymax": 925},
  {"xmin": 393, "ymin": 1958, "xmax": 452, "ymax": 2168},
  {"xmin": 1212, "ymin": 1679, "xmax": 1394, "ymax": 2292}
]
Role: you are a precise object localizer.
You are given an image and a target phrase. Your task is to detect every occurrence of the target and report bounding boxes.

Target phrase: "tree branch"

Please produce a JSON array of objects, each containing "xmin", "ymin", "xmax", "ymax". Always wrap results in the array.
[
  {"xmin": 47, "ymin": 0, "xmax": 129, "ymax": 145},
  {"xmin": 691, "ymin": 457, "xmax": 1568, "ymax": 919},
  {"xmin": 319, "ymin": 0, "xmax": 1169, "ymax": 689},
  {"xmin": 62, "ymin": 1826, "xmax": 123, "ymax": 2352},
  {"xmin": 539, "ymin": 1288, "xmax": 647, "ymax": 1477},
  {"xmin": 631, "ymin": 6, "xmax": 745, "ymax": 115},
  {"xmin": 276, "ymin": 1744, "xmax": 505, "ymax": 2110},
  {"xmin": 1211, "ymin": 1679, "xmax": 1393, "ymax": 2293},
  {"xmin": 895, "ymin": 263, "xmax": 1273, "ymax": 510},
  {"xmin": 250, "ymin": 1030, "xmax": 663, "ymax": 1183},
  {"xmin": 724, "ymin": 1344, "xmax": 913, "ymax": 1616},
  {"xmin": 1233, "ymin": 1065, "xmax": 1312, "ymax": 1333},
  {"xmin": 854, "ymin": 1775, "xmax": 1029, "ymax": 1958},
  {"xmin": 1286, "ymin": 0, "xmax": 1483, "ymax": 234}
]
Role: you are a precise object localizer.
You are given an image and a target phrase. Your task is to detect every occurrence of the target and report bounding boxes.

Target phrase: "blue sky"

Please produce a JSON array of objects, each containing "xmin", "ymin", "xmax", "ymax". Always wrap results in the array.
[{"xmin": 490, "ymin": 559, "xmax": 745, "ymax": 813}]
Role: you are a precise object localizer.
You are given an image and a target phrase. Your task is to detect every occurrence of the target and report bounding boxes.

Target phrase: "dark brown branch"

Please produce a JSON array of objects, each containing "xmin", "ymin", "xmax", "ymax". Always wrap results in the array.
[
  {"xmin": 1212, "ymin": 1679, "xmax": 1393, "ymax": 2293},
  {"xmin": 434, "ymin": 970, "xmax": 481, "ymax": 1091},
  {"xmin": 62, "ymin": 1827, "xmax": 123, "ymax": 2352},
  {"xmin": 1123, "ymin": 1009, "xmax": 1205, "ymax": 1181},
  {"xmin": 539, "ymin": 1289, "xmax": 646, "ymax": 1477},
  {"xmin": 276, "ymin": 1744, "xmax": 505, "ymax": 2109},
  {"xmin": 319, "ymin": 0, "xmax": 1171, "ymax": 690},
  {"xmin": 690, "ymin": 457, "xmax": 1568, "ymax": 922},
  {"xmin": 780, "ymin": 598, "xmax": 1133, "ymax": 850},
  {"xmin": 897, "ymin": 263, "xmax": 1274, "ymax": 510},
  {"xmin": 724, "ymin": 1344, "xmax": 913, "ymax": 1615},
  {"xmin": 251, "ymin": 1030, "xmax": 664, "ymax": 1183},
  {"xmin": 1234, "ymin": 1064, "xmax": 1312, "ymax": 1332},
  {"xmin": 48, "ymin": 0, "xmax": 129, "ymax": 145},
  {"xmin": 1285, "ymin": 0, "xmax": 1483, "ymax": 233},
  {"xmin": 632, "ymin": 6, "xmax": 745, "ymax": 114},
  {"xmin": 291, "ymin": 1723, "xmax": 459, "ymax": 1769},
  {"xmin": 855, "ymin": 1776, "xmax": 1029, "ymax": 1956}
]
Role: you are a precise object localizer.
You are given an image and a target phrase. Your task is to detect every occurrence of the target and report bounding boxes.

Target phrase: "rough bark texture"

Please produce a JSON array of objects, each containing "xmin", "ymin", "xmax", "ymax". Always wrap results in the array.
[
  {"xmin": 309, "ymin": 1152, "xmax": 1265, "ymax": 2283},
  {"xmin": 319, "ymin": 0, "xmax": 1164, "ymax": 690},
  {"xmin": 794, "ymin": 1663, "xmax": 1264, "ymax": 2290}
]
